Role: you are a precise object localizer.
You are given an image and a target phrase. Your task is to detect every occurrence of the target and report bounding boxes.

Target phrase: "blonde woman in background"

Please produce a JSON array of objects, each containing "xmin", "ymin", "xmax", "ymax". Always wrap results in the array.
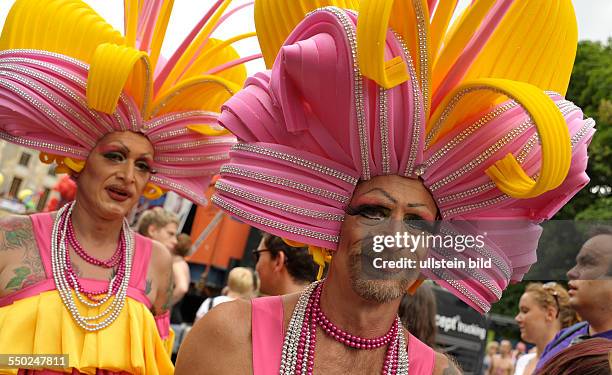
[
  {"xmin": 195, "ymin": 267, "xmax": 259, "ymax": 321},
  {"xmin": 514, "ymin": 282, "xmax": 578, "ymax": 375},
  {"xmin": 483, "ymin": 341, "xmax": 499, "ymax": 375}
]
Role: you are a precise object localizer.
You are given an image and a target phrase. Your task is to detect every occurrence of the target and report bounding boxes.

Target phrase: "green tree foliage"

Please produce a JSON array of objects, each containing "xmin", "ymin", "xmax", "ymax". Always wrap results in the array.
[{"xmin": 557, "ymin": 39, "xmax": 612, "ymax": 219}]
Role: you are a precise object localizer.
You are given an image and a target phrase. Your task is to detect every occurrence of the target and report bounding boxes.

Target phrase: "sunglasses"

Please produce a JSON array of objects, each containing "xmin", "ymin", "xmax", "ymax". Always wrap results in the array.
[
  {"xmin": 543, "ymin": 282, "xmax": 560, "ymax": 318},
  {"xmin": 252, "ymin": 249, "xmax": 272, "ymax": 262}
]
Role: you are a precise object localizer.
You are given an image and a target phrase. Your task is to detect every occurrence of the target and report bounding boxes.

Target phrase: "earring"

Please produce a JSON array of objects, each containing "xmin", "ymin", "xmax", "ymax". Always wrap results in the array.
[{"xmin": 143, "ymin": 182, "xmax": 163, "ymax": 199}]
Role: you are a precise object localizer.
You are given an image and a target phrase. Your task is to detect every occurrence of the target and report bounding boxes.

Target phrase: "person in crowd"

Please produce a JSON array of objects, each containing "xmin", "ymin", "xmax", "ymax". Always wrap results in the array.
[
  {"xmin": 534, "ymin": 338, "xmax": 612, "ymax": 375},
  {"xmin": 175, "ymin": 0, "xmax": 594, "ymax": 373},
  {"xmin": 483, "ymin": 341, "xmax": 500, "ymax": 375},
  {"xmin": 137, "ymin": 208, "xmax": 191, "ymax": 309},
  {"xmin": 0, "ymin": 0, "xmax": 250, "ymax": 372},
  {"xmin": 514, "ymin": 282, "xmax": 578, "ymax": 375},
  {"xmin": 169, "ymin": 233, "xmax": 192, "ymax": 324},
  {"xmin": 194, "ymin": 267, "xmax": 258, "ymax": 321},
  {"xmin": 398, "ymin": 281, "xmax": 438, "ymax": 348},
  {"xmin": 513, "ymin": 342, "xmax": 526, "ymax": 362},
  {"xmin": 254, "ymin": 233, "xmax": 318, "ymax": 296},
  {"xmin": 536, "ymin": 226, "xmax": 612, "ymax": 370},
  {"xmin": 137, "ymin": 207, "xmax": 179, "ymax": 254},
  {"xmin": 490, "ymin": 340, "xmax": 515, "ymax": 375},
  {"xmin": 172, "ymin": 233, "xmax": 193, "ymax": 302}
]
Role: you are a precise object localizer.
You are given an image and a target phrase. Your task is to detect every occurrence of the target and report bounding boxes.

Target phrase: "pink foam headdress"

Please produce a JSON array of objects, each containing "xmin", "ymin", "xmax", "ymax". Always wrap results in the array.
[
  {"xmin": 212, "ymin": 1, "xmax": 594, "ymax": 313},
  {"xmin": 0, "ymin": 0, "xmax": 260, "ymax": 205}
]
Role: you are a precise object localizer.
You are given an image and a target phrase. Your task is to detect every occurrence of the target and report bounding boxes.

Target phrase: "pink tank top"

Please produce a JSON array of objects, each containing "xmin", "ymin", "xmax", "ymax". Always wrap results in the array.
[
  {"xmin": 0, "ymin": 213, "xmax": 166, "ymax": 375},
  {"xmin": 251, "ymin": 296, "xmax": 436, "ymax": 374}
]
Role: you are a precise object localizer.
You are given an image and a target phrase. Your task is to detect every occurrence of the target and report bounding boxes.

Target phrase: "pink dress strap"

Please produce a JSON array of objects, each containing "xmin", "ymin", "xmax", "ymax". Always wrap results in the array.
[
  {"xmin": 407, "ymin": 332, "xmax": 436, "ymax": 374},
  {"xmin": 30, "ymin": 213, "xmax": 55, "ymax": 278},
  {"xmin": 252, "ymin": 296, "xmax": 284, "ymax": 375},
  {"xmin": 130, "ymin": 232, "xmax": 152, "ymax": 291}
]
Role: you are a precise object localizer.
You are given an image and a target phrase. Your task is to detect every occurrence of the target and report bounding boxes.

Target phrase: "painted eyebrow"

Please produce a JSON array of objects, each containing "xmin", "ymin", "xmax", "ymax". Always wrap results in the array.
[
  {"xmin": 363, "ymin": 188, "xmax": 426, "ymax": 208},
  {"xmin": 364, "ymin": 188, "xmax": 397, "ymax": 204},
  {"xmin": 108, "ymin": 141, "xmax": 152, "ymax": 158}
]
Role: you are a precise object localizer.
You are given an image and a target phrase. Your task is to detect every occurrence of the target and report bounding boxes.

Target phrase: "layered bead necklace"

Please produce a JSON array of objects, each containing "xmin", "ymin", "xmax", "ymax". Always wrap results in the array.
[
  {"xmin": 280, "ymin": 281, "xmax": 409, "ymax": 375},
  {"xmin": 50, "ymin": 201, "xmax": 133, "ymax": 331}
]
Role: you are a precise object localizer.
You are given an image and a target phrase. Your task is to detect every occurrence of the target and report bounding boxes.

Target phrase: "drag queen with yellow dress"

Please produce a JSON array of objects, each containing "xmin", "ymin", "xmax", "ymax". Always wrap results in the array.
[{"xmin": 0, "ymin": 0, "xmax": 254, "ymax": 373}]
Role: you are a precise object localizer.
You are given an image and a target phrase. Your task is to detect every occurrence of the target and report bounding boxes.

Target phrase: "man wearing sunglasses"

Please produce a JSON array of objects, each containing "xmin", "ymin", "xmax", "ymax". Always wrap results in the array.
[
  {"xmin": 536, "ymin": 225, "xmax": 612, "ymax": 370},
  {"xmin": 253, "ymin": 233, "xmax": 319, "ymax": 296}
]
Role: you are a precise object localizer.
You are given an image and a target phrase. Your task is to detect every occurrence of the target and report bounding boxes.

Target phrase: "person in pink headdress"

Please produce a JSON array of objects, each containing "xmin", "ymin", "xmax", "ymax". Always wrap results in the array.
[
  {"xmin": 176, "ymin": 0, "xmax": 595, "ymax": 374},
  {"xmin": 0, "ymin": 0, "xmax": 255, "ymax": 373}
]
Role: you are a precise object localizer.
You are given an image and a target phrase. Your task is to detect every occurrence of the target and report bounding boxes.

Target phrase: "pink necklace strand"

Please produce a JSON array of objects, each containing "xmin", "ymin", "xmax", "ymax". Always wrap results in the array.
[
  {"xmin": 55, "ymin": 206, "xmax": 126, "ymax": 300},
  {"xmin": 67, "ymin": 217, "xmax": 123, "ymax": 268},
  {"xmin": 292, "ymin": 282, "xmax": 404, "ymax": 375}
]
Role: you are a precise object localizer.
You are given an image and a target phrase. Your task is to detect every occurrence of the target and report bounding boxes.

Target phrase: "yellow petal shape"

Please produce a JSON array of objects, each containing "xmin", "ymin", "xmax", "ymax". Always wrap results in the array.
[
  {"xmin": 282, "ymin": 238, "xmax": 307, "ymax": 247},
  {"xmin": 123, "ymin": 0, "xmax": 140, "ymax": 47},
  {"xmin": 308, "ymin": 246, "xmax": 333, "ymax": 280},
  {"xmin": 158, "ymin": 0, "xmax": 233, "ymax": 95},
  {"xmin": 357, "ymin": 0, "xmax": 409, "ymax": 88},
  {"xmin": 151, "ymin": 75, "xmax": 240, "ymax": 116},
  {"xmin": 428, "ymin": 78, "xmax": 571, "ymax": 199},
  {"xmin": 254, "ymin": 0, "xmax": 359, "ymax": 68},
  {"xmin": 188, "ymin": 124, "xmax": 230, "ymax": 136},
  {"xmin": 148, "ymin": 0, "xmax": 175, "ymax": 73},
  {"xmin": 87, "ymin": 43, "xmax": 152, "ymax": 116},
  {"xmin": 428, "ymin": 0, "xmax": 458, "ymax": 61},
  {"xmin": 465, "ymin": 1, "xmax": 577, "ymax": 95},
  {"xmin": 357, "ymin": 0, "xmax": 431, "ymax": 113},
  {"xmin": 63, "ymin": 157, "xmax": 85, "ymax": 173},
  {"xmin": 179, "ymin": 37, "xmax": 251, "ymax": 90},
  {"xmin": 431, "ymin": 0, "xmax": 496, "ymax": 97},
  {"xmin": 0, "ymin": 0, "xmax": 124, "ymax": 64},
  {"xmin": 434, "ymin": 0, "xmax": 577, "ymax": 100}
]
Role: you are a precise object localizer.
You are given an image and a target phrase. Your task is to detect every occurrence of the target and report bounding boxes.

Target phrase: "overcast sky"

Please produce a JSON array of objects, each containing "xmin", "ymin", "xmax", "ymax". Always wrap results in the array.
[{"xmin": 1, "ymin": 0, "xmax": 610, "ymax": 75}]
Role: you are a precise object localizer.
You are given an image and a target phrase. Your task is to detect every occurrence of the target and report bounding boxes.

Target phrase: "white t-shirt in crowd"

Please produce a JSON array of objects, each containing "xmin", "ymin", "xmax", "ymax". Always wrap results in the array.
[
  {"xmin": 513, "ymin": 352, "xmax": 537, "ymax": 375},
  {"xmin": 195, "ymin": 295, "xmax": 235, "ymax": 321}
]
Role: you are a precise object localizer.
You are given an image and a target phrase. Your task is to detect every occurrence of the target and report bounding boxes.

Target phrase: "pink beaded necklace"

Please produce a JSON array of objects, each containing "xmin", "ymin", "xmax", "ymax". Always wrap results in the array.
[
  {"xmin": 283, "ymin": 282, "xmax": 408, "ymax": 375},
  {"xmin": 67, "ymin": 217, "xmax": 123, "ymax": 268},
  {"xmin": 55, "ymin": 205, "xmax": 127, "ymax": 302}
]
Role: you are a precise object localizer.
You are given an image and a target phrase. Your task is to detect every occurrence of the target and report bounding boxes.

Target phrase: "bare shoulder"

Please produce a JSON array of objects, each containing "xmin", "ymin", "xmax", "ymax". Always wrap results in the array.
[
  {"xmin": 149, "ymin": 240, "xmax": 173, "ymax": 270},
  {"xmin": 148, "ymin": 240, "xmax": 173, "ymax": 314},
  {"xmin": 175, "ymin": 299, "xmax": 252, "ymax": 375},
  {"xmin": 433, "ymin": 352, "xmax": 463, "ymax": 375}
]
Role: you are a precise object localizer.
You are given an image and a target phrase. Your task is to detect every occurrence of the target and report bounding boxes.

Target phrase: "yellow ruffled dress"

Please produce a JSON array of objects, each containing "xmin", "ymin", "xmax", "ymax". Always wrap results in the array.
[{"xmin": 0, "ymin": 214, "xmax": 174, "ymax": 375}]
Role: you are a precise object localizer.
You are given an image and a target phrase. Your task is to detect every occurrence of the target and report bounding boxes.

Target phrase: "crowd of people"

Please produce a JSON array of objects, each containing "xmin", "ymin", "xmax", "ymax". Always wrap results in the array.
[
  {"xmin": 481, "ymin": 227, "xmax": 612, "ymax": 375},
  {"xmin": 0, "ymin": 0, "xmax": 609, "ymax": 374}
]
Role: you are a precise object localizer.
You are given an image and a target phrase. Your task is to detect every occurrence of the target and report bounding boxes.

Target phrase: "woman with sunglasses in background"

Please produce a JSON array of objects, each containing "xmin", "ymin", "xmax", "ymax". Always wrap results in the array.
[{"xmin": 514, "ymin": 283, "xmax": 578, "ymax": 375}]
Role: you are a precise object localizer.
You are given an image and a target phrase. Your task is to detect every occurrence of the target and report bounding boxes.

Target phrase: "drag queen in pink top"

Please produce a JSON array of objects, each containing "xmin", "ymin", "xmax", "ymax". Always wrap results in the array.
[
  {"xmin": 176, "ymin": 0, "xmax": 596, "ymax": 373},
  {"xmin": 0, "ymin": 0, "xmax": 255, "ymax": 373}
]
